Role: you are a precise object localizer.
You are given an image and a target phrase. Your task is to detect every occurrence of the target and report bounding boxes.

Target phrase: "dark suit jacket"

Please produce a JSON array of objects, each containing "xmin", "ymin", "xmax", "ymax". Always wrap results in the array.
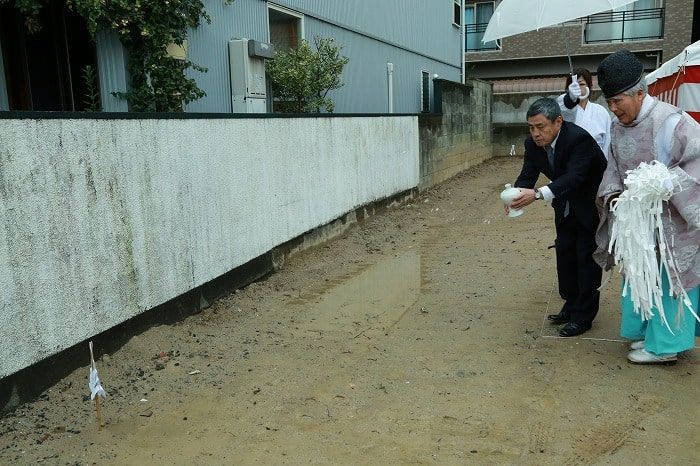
[{"xmin": 514, "ymin": 121, "xmax": 607, "ymax": 232}]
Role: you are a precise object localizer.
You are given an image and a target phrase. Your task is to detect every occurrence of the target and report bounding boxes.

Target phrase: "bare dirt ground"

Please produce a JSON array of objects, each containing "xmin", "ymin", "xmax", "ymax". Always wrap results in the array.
[{"xmin": 0, "ymin": 156, "xmax": 698, "ymax": 465}]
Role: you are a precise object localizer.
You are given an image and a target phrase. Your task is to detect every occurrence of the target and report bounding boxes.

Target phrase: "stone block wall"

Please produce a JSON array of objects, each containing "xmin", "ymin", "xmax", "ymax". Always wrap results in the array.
[{"xmin": 418, "ymin": 78, "xmax": 493, "ymax": 189}]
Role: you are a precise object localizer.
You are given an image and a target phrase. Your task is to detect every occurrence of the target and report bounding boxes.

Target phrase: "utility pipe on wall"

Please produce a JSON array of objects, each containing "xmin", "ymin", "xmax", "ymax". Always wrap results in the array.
[
  {"xmin": 461, "ymin": 0, "xmax": 466, "ymax": 84},
  {"xmin": 387, "ymin": 62, "xmax": 394, "ymax": 113}
]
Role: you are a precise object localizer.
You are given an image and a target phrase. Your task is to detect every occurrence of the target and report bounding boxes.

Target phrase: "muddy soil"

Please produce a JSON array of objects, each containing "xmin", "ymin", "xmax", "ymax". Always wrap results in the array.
[{"xmin": 0, "ymin": 157, "xmax": 698, "ymax": 465}]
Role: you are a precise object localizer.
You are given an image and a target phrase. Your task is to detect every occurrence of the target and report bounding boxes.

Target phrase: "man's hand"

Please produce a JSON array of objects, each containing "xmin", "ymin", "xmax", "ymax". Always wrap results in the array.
[
  {"xmin": 510, "ymin": 188, "xmax": 537, "ymax": 209},
  {"xmin": 568, "ymin": 74, "xmax": 581, "ymax": 101}
]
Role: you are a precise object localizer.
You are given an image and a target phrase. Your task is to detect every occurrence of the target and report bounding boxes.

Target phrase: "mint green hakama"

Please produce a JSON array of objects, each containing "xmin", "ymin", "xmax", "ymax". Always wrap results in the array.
[{"xmin": 620, "ymin": 271, "xmax": 699, "ymax": 355}]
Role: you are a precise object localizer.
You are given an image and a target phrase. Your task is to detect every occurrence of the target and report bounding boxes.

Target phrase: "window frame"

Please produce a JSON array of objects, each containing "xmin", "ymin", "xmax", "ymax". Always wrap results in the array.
[
  {"xmin": 464, "ymin": 1, "xmax": 500, "ymax": 53},
  {"xmin": 267, "ymin": 3, "xmax": 305, "ymax": 46},
  {"xmin": 420, "ymin": 70, "xmax": 431, "ymax": 113},
  {"xmin": 453, "ymin": 1, "xmax": 462, "ymax": 27},
  {"xmin": 582, "ymin": 0, "xmax": 665, "ymax": 45}
]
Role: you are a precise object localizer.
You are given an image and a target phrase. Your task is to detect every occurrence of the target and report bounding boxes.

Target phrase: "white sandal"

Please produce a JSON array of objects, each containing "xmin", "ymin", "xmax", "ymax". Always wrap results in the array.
[
  {"xmin": 629, "ymin": 340, "xmax": 644, "ymax": 350},
  {"xmin": 627, "ymin": 348, "xmax": 677, "ymax": 364}
]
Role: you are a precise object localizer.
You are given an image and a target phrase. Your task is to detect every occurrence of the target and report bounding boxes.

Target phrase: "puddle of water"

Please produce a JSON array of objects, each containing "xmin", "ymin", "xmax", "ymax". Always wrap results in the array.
[{"xmin": 302, "ymin": 252, "xmax": 421, "ymax": 331}]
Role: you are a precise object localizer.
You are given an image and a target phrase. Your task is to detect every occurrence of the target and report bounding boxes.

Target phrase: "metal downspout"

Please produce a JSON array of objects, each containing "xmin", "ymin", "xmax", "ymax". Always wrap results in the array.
[{"xmin": 461, "ymin": 0, "xmax": 466, "ymax": 84}]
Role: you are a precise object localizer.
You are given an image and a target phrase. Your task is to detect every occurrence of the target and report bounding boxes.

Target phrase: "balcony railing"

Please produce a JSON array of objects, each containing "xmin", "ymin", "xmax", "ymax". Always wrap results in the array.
[
  {"xmin": 466, "ymin": 22, "xmax": 499, "ymax": 52},
  {"xmin": 584, "ymin": 7, "xmax": 664, "ymax": 43},
  {"xmin": 465, "ymin": 7, "xmax": 663, "ymax": 52}
]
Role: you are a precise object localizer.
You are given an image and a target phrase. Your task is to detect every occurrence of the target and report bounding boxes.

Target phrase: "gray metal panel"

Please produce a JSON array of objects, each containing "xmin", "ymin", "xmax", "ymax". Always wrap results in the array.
[
  {"xmin": 185, "ymin": 0, "xmax": 270, "ymax": 112},
  {"xmin": 89, "ymin": 0, "xmax": 462, "ymax": 113},
  {"xmin": 303, "ymin": 17, "xmax": 460, "ymax": 113},
  {"xmin": 271, "ymin": 0, "xmax": 462, "ymax": 67},
  {"xmin": 0, "ymin": 39, "xmax": 8, "ymax": 110},
  {"xmin": 96, "ymin": 30, "xmax": 129, "ymax": 112}
]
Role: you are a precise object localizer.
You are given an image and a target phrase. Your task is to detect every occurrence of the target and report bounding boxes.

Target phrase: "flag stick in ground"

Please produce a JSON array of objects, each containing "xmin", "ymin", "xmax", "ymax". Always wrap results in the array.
[{"xmin": 94, "ymin": 396, "xmax": 102, "ymax": 431}]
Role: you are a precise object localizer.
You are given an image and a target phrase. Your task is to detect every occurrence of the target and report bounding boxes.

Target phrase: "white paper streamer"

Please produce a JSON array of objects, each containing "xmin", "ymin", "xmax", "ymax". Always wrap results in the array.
[
  {"xmin": 608, "ymin": 161, "xmax": 697, "ymax": 331},
  {"xmin": 89, "ymin": 367, "xmax": 106, "ymax": 400}
]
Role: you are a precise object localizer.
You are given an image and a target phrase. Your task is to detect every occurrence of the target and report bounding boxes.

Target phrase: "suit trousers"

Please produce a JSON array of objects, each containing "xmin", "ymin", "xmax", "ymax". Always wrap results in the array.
[{"xmin": 555, "ymin": 214, "xmax": 602, "ymax": 324}]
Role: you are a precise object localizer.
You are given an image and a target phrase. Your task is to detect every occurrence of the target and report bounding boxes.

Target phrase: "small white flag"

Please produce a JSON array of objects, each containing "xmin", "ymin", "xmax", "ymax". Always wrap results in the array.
[
  {"xmin": 88, "ymin": 341, "xmax": 107, "ymax": 400},
  {"xmin": 88, "ymin": 341, "xmax": 106, "ymax": 430},
  {"xmin": 89, "ymin": 367, "xmax": 106, "ymax": 400}
]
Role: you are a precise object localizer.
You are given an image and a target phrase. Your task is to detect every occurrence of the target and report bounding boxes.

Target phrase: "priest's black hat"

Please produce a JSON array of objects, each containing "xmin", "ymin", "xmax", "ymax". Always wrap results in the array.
[{"xmin": 597, "ymin": 50, "xmax": 645, "ymax": 98}]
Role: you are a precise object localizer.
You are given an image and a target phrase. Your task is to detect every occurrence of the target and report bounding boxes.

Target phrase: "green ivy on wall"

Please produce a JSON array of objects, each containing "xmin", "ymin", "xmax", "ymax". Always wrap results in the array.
[{"xmin": 5, "ymin": 0, "xmax": 233, "ymax": 112}]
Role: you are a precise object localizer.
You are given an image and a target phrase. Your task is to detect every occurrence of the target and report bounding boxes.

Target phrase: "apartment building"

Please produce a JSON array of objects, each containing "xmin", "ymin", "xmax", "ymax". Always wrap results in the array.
[
  {"xmin": 463, "ymin": 0, "xmax": 696, "ymax": 152},
  {"xmin": 465, "ymin": 0, "xmax": 694, "ymax": 80}
]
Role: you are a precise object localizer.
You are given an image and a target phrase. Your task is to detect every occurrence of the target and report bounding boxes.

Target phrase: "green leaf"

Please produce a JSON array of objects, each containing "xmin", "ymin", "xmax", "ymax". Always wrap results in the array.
[{"xmin": 268, "ymin": 36, "xmax": 349, "ymax": 113}]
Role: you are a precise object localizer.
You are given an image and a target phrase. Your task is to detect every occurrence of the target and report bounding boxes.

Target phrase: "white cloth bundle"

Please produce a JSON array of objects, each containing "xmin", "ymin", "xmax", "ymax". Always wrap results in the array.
[{"xmin": 608, "ymin": 161, "xmax": 697, "ymax": 331}]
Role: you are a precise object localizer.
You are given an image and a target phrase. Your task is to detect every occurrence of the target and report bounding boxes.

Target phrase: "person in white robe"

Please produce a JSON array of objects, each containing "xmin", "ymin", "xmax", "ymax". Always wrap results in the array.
[{"xmin": 556, "ymin": 68, "xmax": 611, "ymax": 159}]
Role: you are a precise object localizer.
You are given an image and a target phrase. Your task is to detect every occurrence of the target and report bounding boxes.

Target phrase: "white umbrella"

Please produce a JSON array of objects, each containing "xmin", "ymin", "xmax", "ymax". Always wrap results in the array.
[{"xmin": 482, "ymin": 0, "xmax": 641, "ymax": 42}]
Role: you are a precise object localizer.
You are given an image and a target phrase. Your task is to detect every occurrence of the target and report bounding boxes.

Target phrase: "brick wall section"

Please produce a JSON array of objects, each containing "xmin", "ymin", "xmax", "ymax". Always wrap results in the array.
[
  {"xmin": 418, "ymin": 78, "xmax": 493, "ymax": 190},
  {"xmin": 466, "ymin": 0, "xmax": 693, "ymax": 64},
  {"xmin": 662, "ymin": 0, "xmax": 695, "ymax": 59}
]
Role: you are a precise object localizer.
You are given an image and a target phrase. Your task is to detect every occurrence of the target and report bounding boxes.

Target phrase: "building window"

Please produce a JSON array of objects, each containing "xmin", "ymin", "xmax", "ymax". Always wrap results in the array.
[
  {"xmin": 453, "ymin": 1, "xmax": 462, "ymax": 27},
  {"xmin": 0, "ymin": 2, "xmax": 98, "ymax": 111},
  {"xmin": 584, "ymin": 0, "xmax": 664, "ymax": 43},
  {"xmin": 421, "ymin": 71, "xmax": 430, "ymax": 113},
  {"xmin": 268, "ymin": 4, "xmax": 304, "ymax": 52},
  {"xmin": 465, "ymin": 2, "xmax": 499, "ymax": 52}
]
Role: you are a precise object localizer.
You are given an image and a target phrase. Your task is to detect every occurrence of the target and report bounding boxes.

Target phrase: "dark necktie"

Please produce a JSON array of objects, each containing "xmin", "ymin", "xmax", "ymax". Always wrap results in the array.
[{"xmin": 546, "ymin": 146, "xmax": 554, "ymax": 170}]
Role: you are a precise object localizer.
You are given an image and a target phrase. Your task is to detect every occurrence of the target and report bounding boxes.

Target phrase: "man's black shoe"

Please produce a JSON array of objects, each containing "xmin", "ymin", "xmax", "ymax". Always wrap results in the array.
[
  {"xmin": 547, "ymin": 312, "xmax": 570, "ymax": 324},
  {"xmin": 559, "ymin": 322, "xmax": 591, "ymax": 337}
]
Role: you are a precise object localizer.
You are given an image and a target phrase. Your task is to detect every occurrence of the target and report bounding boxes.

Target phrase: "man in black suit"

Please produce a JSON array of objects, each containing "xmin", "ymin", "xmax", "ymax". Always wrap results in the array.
[{"xmin": 509, "ymin": 97, "xmax": 607, "ymax": 337}]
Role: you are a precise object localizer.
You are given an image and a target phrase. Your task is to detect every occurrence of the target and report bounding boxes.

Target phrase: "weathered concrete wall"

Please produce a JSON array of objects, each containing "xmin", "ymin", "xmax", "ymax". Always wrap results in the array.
[
  {"xmin": 418, "ymin": 78, "xmax": 492, "ymax": 189},
  {"xmin": 492, "ymin": 91, "xmax": 609, "ymax": 157},
  {"xmin": 0, "ymin": 115, "xmax": 419, "ymax": 380}
]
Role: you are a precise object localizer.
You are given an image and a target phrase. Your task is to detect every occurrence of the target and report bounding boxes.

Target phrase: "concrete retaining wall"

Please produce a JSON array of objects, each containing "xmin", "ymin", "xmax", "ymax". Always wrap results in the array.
[
  {"xmin": 492, "ymin": 92, "xmax": 609, "ymax": 157},
  {"xmin": 0, "ymin": 115, "xmax": 419, "ymax": 380}
]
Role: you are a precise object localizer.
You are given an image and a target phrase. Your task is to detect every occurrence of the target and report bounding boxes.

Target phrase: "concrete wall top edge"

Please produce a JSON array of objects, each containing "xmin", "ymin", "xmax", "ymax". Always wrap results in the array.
[{"xmin": 0, "ymin": 111, "xmax": 422, "ymax": 120}]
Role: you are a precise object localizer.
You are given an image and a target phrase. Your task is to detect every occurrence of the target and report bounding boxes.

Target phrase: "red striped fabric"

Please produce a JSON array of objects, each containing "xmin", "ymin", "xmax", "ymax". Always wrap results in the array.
[{"xmin": 648, "ymin": 66, "xmax": 700, "ymax": 122}]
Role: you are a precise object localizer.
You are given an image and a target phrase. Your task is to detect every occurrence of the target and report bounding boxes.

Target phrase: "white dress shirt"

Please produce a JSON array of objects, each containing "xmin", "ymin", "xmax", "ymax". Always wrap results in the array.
[{"xmin": 538, "ymin": 133, "xmax": 559, "ymax": 201}]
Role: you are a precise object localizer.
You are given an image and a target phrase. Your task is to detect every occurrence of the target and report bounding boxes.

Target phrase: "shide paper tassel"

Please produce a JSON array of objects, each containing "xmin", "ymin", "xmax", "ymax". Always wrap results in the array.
[{"xmin": 608, "ymin": 161, "xmax": 698, "ymax": 332}]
